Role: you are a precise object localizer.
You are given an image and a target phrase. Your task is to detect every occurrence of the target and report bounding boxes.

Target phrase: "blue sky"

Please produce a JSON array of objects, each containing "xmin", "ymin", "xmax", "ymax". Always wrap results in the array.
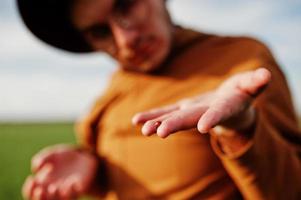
[{"xmin": 0, "ymin": 0, "xmax": 301, "ymax": 121}]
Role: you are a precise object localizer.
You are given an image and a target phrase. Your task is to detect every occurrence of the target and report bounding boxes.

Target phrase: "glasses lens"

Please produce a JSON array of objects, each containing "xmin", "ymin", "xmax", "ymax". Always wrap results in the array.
[
  {"xmin": 88, "ymin": 24, "xmax": 111, "ymax": 38},
  {"xmin": 115, "ymin": 0, "xmax": 136, "ymax": 13}
]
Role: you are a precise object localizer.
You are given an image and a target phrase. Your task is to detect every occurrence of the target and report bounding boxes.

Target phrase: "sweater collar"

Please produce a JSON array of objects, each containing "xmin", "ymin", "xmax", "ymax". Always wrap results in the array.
[{"xmin": 170, "ymin": 26, "xmax": 204, "ymax": 53}]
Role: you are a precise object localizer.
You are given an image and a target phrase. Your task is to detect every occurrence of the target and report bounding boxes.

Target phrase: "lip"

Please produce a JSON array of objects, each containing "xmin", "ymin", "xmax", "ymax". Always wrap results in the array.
[
  {"xmin": 130, "ymin": 40, "xmax": 159, "ymax": 63},
  {"xmin": 119, "ymin": 37, "xmax": 161, "ymax": 70},
  {"xmin": 142, "ymin": 40, "xmax": 159, "ymax": 57}
]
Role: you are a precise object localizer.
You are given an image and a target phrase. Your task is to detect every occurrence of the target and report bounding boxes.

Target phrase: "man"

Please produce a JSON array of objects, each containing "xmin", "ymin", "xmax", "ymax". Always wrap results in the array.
[{"xmin": 19, "ymin": 0, "xmax": 301, "ymax": 199}]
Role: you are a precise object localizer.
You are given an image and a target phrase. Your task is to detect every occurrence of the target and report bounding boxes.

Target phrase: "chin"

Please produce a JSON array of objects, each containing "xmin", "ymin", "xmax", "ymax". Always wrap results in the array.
[
  {"xmin": 120, "ymin": 55, "xmax": 166, "ymax": 73},
  {"xmin": 143, "ymin": 48, "xmax": 170, "ymax": 72},
  {"xmin": 120, "ymin": 61, "xmax": 155, "ymax": 73},
  {"xmin": 139, "ymin": 62, "xmax": 159, "ymax": 72},
  {"xmin": 119, "ymin": 42, "xmax": 170, "ymax": 73}
]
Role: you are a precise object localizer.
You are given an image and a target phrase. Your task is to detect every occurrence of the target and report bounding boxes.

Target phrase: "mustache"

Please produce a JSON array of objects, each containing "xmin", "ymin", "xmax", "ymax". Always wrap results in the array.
[{"xmin": 119, "ymin": 35, "xmax": 156, "ymax": 58}]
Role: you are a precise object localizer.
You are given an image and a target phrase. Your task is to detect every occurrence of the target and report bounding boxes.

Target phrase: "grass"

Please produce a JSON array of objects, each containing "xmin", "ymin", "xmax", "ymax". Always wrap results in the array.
[
  {"xmin": 0, "ymin": 122, "xmax": 77, "ymax": 200},
  {"xmin": 1, "ymin": 120, "xmax": 300, "ymax": 200}
]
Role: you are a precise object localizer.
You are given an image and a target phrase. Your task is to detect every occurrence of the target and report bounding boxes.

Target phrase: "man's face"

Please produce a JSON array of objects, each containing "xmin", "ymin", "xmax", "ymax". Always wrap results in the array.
[{"xmin": 71, "ymin": 0, "xmax": 173, "ymax": 72}]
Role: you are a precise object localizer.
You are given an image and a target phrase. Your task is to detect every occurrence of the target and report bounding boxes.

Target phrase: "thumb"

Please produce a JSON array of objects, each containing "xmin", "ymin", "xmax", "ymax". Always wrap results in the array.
[
  {"xmin": 31, "ymin": 144, "xmax": 76, "ymax": 173},
  {"xmin": 31, "ymin": 149, "xmax": 54, "ymax": 173},
  {"xmin": 237, "ymin": 68, "xmax": 271, "ymax": 97}
]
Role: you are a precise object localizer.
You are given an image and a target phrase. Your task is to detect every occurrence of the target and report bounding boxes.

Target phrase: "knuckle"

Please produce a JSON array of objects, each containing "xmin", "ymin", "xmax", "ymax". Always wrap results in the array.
[{"xmin": 160, "ymin": 120, "xmax": 171, "ymax": 130}]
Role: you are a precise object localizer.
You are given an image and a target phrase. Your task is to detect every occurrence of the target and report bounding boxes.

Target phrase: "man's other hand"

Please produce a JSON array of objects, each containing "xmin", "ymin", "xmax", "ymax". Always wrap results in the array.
[{"xmin": 22, "ymin": 145, "xmax": 98, "ymax": 200}]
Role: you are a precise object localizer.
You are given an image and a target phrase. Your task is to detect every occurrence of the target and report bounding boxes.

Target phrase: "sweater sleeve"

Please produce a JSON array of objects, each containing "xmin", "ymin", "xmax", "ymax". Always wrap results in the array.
[
  {"xmin": 75, "ymin": 90, "xmax": 120, "ymax": 151},
  {"xmin": 210, "ymin": 43, "xmax": 301, "ymax": 200},
  {"xmin": 75, "ymin": 71, "xmax": 121, "ymax": 151},
  {"xmin": 74, "ymin": 72, "xmax": 121, "ymax": 198}
]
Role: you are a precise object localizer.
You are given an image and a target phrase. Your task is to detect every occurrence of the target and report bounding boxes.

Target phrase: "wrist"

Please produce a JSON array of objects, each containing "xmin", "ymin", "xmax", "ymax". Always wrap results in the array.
[
  {"xmin": 86, "ymin": 156, "xmax": 108, "ymax": 197},
  {"xmin": 211, "ymin": 107, "xmax": 257, "ymax": 155},
  {"xmin": 221, "ymin": 106, "xmax": 256, "ymax": 132},
  {"xmin": 211, "ymin": 126, "xmax": 253, "ymax": 155}
]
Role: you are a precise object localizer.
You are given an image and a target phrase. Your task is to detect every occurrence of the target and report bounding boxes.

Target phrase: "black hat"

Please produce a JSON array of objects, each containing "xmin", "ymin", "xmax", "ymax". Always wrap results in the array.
[{"xmin": 17, "ymin": 0, "xmax": 92, "ymax": 53}]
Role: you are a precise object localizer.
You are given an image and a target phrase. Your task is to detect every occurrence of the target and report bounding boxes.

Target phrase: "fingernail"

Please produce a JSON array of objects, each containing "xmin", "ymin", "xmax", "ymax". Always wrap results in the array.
[
  {"xmin": 157, "ymin": 129, "xmax": 168, "ymax": 138},
  {"xmin": 141, "ymin": 126, "xmax": 150, "ymax": 136},
  {"xmin": 198, "ymin": 124, "xmax": 207, "ymax": 134},
  {"xmin": 131, "ymin": 116, "xmax": 139, "ymax": 125}
]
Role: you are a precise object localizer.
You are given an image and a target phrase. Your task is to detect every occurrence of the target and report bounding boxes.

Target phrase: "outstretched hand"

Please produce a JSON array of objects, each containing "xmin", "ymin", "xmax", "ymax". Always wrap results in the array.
[{"xmin": 132, "ymin": 68, "xmax": 271, "ymax": 138}]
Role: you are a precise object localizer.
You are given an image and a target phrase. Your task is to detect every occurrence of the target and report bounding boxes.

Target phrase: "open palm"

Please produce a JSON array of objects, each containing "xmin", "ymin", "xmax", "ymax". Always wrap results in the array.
[
  {"xmin": 132, "ymin": 68, "xmax": 271, "ymax": 138},
  {"xmin": 22, "ymin": 145, "xmax": 98, "ymax": 200}
]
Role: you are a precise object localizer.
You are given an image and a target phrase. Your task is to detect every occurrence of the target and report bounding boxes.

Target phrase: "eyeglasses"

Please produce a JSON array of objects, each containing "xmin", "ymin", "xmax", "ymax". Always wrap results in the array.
[{"xmin": 83, "ymin": 0, "xmax": 147, "ymax": 40}]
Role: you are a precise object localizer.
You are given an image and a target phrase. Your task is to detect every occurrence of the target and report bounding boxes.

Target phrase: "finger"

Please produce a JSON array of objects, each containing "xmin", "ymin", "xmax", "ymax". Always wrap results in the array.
[
  {"xmin": 58, "ymin": 184, "xmax": 72, "ymax": 200},
  {"xmin": 198, "ymin": 106, "xmax": 226, "ymax": 134},
  {"xmin": 35, "ymin": 164, "xmax": 53, "ymax": 184},
  {"xmin": 32, "ymin": 145, "xmax": 75, "ymax": 173},
  {"xmin": 198, "ymin": 69, "xmax": 269, "ymax": 134},
  {"xmin": 31, "ymin": 149, "xmax": 55, "ymax": 173},
  {"xmin": 237, "ymin": 68, "xmax": 271, "ymax": 97},
  {"xmin": 47, "ymin": 183, "xmax": 59, "ymax": 200},
  {"xmin": 32, "ymin": 186, "xmax": 45, "ymax": 200},
  {"xmin": 22, "ymin": 176, "xmax": 35, "ymax": 200},
  {"xmin": 132, "ymin": 104, "xmax": 179, "ymax": 125},
  {"xmin": 57, "ymin": 175, "xmax": 83, "ymax": 200},
  {"xmin": 28, "ymin": 178, "xmax": 40, "ymax": 200},
  {"xmin": 71, "ymin": 175, "xmax": 85, "ymax": 194},
  {"xmin": 141, "ymin": 114, "xmax": 171, "ymax": 136},
  {"xmin": 58, "ymin": 178, "xmax": 78, "ymax": 200},
  {"xmin": 156, "ymin": 105, "xmax": 208, "ymax": 138}
]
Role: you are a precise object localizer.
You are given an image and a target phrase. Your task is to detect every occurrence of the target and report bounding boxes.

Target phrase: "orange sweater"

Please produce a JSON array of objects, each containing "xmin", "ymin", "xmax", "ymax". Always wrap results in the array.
[{"xmin": 77, "ymin": 27, "xmax": 301, "ymax": 200}]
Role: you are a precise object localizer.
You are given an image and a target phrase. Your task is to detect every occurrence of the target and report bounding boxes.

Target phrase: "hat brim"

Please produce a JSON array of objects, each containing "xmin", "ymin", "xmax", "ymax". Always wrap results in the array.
[{"xmin": 17, "ymin": 0, "xmax": 92, "ymax": 53}]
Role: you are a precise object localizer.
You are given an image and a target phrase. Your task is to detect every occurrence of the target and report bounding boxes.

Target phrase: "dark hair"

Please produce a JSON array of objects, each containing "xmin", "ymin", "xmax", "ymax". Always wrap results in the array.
[{"xmin": 17, "ymin": 0, "xmax": 92, "ymax": 53}]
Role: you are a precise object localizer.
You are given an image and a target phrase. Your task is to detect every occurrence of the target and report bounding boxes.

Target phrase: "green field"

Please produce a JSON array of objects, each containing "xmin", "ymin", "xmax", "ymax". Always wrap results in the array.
[
  {"xmin": 1, "ymin": 120, "xmax": 300, "ymax": 200},
  {"xmin": 0, "ymin": 122, "xmax": 91, "ymax": 200}
]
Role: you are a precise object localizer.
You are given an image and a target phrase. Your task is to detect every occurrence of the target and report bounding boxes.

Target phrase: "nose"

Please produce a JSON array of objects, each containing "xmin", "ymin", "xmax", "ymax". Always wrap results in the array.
[{"xmin": 110, "ymin": 21, "xmax": 141, "ymax": 58}]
